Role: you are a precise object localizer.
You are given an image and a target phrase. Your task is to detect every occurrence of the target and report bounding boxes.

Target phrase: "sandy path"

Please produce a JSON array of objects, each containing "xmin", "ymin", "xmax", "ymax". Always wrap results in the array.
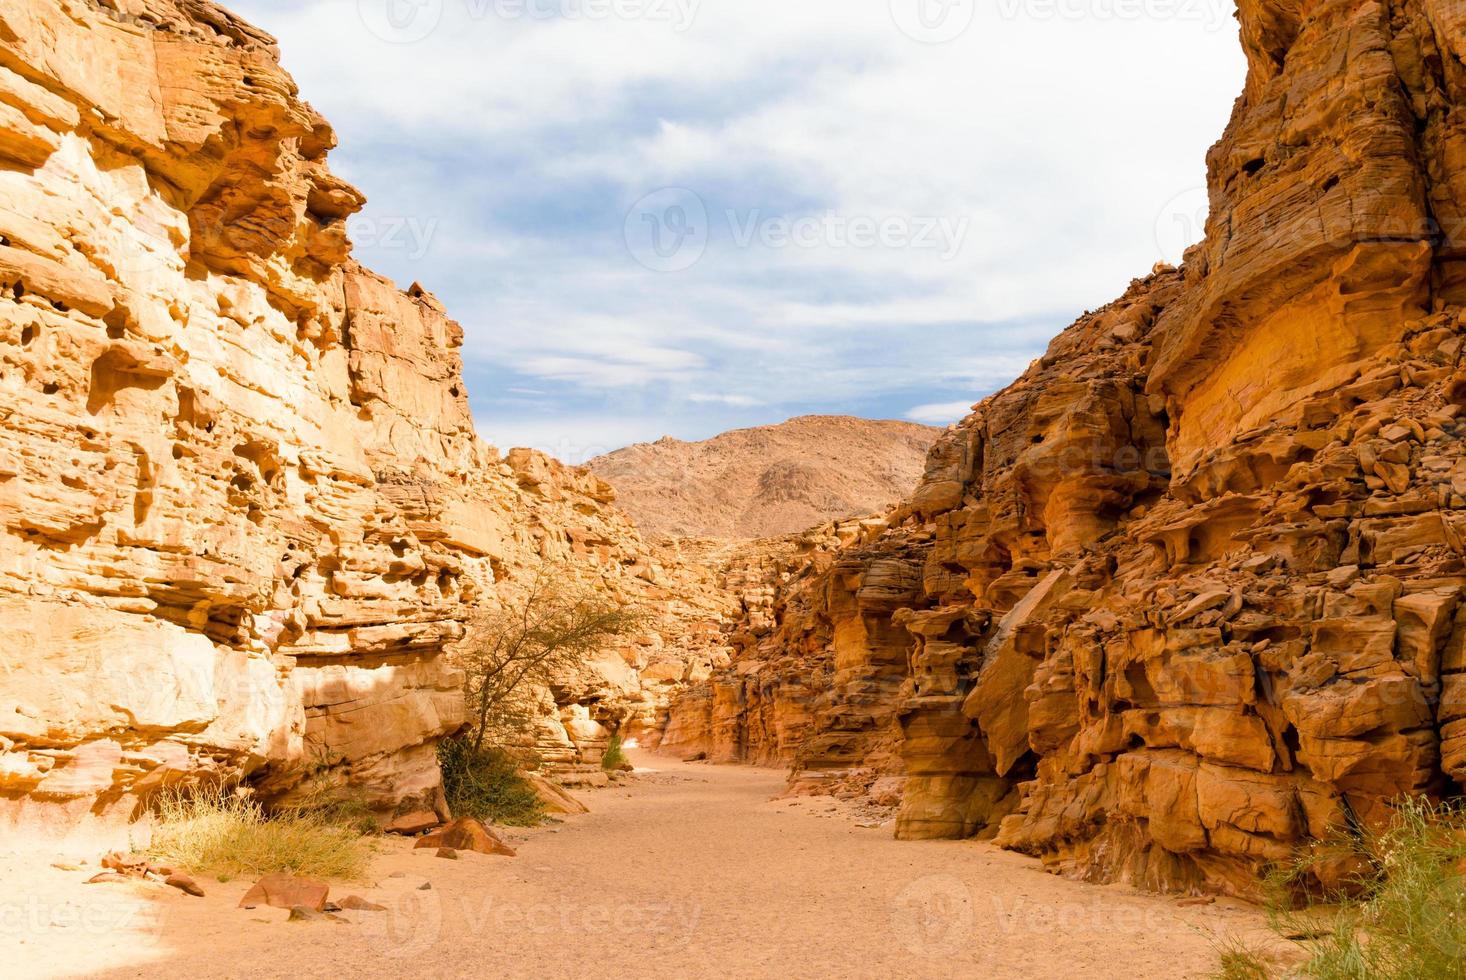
[{"xmin": 13, "ymin": 753, "xmax": 1273, "ymax": 979}]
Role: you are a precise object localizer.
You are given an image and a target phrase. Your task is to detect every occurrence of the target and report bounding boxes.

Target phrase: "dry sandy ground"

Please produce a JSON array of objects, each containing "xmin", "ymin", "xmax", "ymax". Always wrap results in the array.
[{"xmin": 8, "ymin": 753, "xmax": 1279, "ymax": 979}]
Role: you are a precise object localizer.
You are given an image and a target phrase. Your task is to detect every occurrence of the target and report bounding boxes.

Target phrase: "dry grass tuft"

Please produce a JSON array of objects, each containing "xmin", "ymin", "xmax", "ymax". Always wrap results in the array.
[{"xmin": 149, "ymin": 791, "xmax": 372, "ymax": 882}]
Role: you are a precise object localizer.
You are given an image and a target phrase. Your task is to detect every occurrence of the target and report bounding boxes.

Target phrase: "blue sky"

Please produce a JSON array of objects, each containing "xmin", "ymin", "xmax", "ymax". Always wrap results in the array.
[{"xmin": 230, "ymin": 0, "xmax": 1245, "ymax": 461}]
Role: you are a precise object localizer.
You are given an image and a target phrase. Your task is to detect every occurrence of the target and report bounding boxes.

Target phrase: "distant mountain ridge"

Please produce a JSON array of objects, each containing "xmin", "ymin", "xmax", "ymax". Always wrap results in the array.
[{"xmin": 587, "ymin": 415, "xmax": 942, "ymax": 540}]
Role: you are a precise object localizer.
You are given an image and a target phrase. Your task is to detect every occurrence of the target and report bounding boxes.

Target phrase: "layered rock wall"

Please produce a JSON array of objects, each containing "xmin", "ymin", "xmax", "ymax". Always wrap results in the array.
[
  {"xmin": 665, "ymin": 0, "xmax": 1466, "ymax": 895},
  {"xmin": 0, "ymin": 0, "xmax": 678, "ymax": 842}
]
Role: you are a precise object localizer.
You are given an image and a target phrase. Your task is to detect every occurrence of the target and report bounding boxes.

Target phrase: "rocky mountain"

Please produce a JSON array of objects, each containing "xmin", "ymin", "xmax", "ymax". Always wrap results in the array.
[
  {"xmin": 587, "ymin": 415, "xmax": 940, "ymax": 539},
  {"xmin": 9, "ymin": 0, "xmax": 1466, "ymax": 908},
  {"xmin": 664, "ymin": 0, "xmax": 1466, "ymax": 897}
]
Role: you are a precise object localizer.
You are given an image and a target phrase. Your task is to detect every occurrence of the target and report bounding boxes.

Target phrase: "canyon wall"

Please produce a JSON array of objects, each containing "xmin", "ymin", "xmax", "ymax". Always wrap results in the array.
[
  {"xmin": 665, "ymin": 0, "xmax": 1466, "ymax": 895},
  {"xmin": 0, "ymin": 0, "xmax": 714, "ymax": 843}
]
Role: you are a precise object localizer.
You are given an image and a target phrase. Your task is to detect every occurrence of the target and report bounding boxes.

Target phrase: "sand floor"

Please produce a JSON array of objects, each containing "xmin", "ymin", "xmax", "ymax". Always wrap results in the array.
[{"xmin": 8, "ymin": 752, "xmax": 1281, "ymax": 979}]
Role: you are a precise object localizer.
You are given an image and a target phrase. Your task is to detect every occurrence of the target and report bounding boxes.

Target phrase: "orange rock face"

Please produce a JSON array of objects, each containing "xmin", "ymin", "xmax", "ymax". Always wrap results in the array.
[
  {"xmin": 0, "ymin": 0, "xmax": 690, "ymax": 842},
  {"xmin": 666, "ymin": 0, "xmax": 1466, "ymax": 895}
]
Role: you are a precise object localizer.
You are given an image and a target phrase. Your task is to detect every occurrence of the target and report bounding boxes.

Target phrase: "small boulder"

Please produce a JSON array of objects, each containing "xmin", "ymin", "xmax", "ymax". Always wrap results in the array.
[
  {"xmin": 435, "ymin": 847, "xmax": 458, "ymax": 860},
  {"xmin": 385, "ymin": 809, "xmax": 440, "ymax": 835},
  {"xmin": 165, "ymin": 874, "xmax": 204, "ymax": 897},
  {"xmin": 239, "ymin": 873, "xmax": 329, "ymax": 911},
  {"xmin": 413, "ymin": 817, "xmax": 516, "ymax": 857},
  {"xmin": 340, "ymin": 895, "xmax": 387, "ymax": 912},
  {"xmin": 101, "ymin": 852, "xmax": 150, "ymax": 876},
  {"xmin": 287, "ymin": 905, "xmax": 345, "ymax": 924},
  {"xmin": 522, "ymin": 772, "xmax": 589, "ymax": 815}
]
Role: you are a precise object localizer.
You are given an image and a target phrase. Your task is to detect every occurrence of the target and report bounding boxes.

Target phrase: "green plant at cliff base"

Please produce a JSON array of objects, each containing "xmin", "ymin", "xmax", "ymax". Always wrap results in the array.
[
  {"xmin": 453, "ymin": 567, "xmax": 645, "ymax": 751},
  {"xmin": 437, "ymin": 735, "xmax": 546, "ymax": 827},
  {"xmin": 149, "ymin": 790, "xmax": 371, "ymax": 881},
  {"xmin": 601, "ymin": 733, "xmax": 630, "ymax": 772},
  {"xmin": 1213, "ymin": 797, "xmax": 1466, "ymax": 980}
]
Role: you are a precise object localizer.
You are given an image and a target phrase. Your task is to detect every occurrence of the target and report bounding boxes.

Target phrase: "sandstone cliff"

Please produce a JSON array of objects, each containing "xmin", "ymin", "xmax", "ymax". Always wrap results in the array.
[
  {"xmin": 665, "ymin": 0, "xmax": 1466, "ymax": 896},
  {"xmin": 0, "ymin": 0, "xmax": 687, "ymax": 843},
  {"xmin": 587, "ymin": 415, "xmax": 938, "ymax": 539}
]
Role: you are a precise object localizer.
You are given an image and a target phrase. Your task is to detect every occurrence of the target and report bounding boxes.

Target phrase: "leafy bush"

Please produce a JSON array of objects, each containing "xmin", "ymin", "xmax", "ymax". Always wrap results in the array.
[
  {"xmin": 455, "ymin": 568, "xmax": 644, "ymax": 750},
  {"xmin": 149, "ymin": 790, "xmax": 371, "ymax": 881},
  {"xmin": 437, "ymin": 736, "xmax": 546, "ymax": 827},
  {"xmin": 601, "ymin": 733, "xmax": 630, "ymax": 772},
  {"xmin": 1212, "ymin": 797, "xmax": 1466, "ymax": 980}
]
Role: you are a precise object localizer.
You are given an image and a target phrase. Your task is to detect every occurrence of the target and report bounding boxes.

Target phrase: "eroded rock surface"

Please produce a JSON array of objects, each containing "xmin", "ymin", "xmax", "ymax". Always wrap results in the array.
[
  {"xmin": 665, "ymin": 0, "xmax": 1466, "ymax": 895},
  {"xmin": 0, "ymin": 0, "xmax": 684, "ymax": 842}
]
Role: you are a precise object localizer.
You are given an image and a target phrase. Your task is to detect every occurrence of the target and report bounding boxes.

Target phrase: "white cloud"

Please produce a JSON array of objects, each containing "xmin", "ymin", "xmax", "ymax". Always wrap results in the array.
[
  {"xmin": 906, "ymin": 401, "xmax": 977, "ymax": 425},
  {"xmin": 688, "ymin": 392, "xmax": 763, "ymax": 407},
  {"xmin": 229, "ymin": 0, "xmax": 1246, "ymax": 456}
]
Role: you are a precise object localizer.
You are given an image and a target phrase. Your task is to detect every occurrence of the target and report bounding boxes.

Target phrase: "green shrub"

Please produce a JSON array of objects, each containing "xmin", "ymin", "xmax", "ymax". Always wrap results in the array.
[
  {"xmin": 149, "ymin": 790, "xmax": 371, "ymax": 881},
  {"xmin": 601, "ymin": 733, "xmax": 630, "ymax": 772},
  {"xmin": 456, "ymin": 571, "xmax": 645, "ymax": 751},
  {"xmin": 437, "ymin": 736, "xmax": 546, "ymax": 827},
  {"xmin": 1213, "ymin": 797, "xmax": 1466, "ymax": 980}
]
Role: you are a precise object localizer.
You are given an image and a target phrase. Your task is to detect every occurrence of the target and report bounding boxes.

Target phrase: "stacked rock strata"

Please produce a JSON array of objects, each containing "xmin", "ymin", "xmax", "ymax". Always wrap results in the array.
[{"xmin": 664, "ymin": 0, "xmax": 1466, "ymax": 895}]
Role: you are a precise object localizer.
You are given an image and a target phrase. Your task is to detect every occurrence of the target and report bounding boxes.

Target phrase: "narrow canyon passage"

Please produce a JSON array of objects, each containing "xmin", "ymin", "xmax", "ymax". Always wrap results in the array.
[{"xmin": 41, "ymin": 753, "xmax": 1274, "ymax": 980}]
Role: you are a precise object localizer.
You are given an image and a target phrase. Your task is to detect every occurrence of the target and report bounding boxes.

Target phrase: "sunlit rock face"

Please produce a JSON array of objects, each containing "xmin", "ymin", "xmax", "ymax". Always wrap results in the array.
[
  {"xmin": 0, "ymin": 0, "xmax": 702, "ymax": 844},
  {"xmin": 666, "ymin": 0, "xmax": 1466, "ymax": 895}
]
